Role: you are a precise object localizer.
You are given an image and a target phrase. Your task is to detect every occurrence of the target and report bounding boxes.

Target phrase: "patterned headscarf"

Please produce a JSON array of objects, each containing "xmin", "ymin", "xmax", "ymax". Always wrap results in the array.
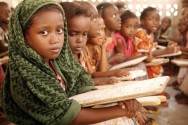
[{"xmin": 1, "ymin": 0, "xmax": 95, "ymax": 124}]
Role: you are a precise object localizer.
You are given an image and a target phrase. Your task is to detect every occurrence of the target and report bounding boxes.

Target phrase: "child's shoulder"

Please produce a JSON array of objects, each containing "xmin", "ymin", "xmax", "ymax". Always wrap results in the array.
[{"xmin": 114, "ymin": 32, "xmax": 124, "ymax": 41}]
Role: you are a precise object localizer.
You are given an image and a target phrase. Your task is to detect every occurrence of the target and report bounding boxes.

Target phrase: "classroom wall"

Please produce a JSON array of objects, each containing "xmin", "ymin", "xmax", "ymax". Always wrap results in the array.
[{"xmin": 0, "ymin": 0, "xmax": 183, "ymax": 34}]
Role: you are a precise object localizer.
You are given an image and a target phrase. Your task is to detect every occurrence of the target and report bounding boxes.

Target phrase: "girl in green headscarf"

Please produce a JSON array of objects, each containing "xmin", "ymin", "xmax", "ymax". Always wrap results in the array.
[{"xmin": 1, "ymin": 0, "xmax": 146, "ymax": 125}]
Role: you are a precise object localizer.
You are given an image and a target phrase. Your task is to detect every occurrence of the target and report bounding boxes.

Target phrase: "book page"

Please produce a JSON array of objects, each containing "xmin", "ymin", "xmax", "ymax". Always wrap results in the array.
[
  {"xmin": 157, "ymin": 51, "xmax": 182, "ymax": 58},
  {"xmin": 110, "ymin": 56, "xmax": 147, "ymax": 70},
  {"xmin": 171, "ymin": 59, "xmax": 188, "ymax": 66},
  {"xmin": 70, "ymin": 76, "xmax": 170, "ymax": 107}
]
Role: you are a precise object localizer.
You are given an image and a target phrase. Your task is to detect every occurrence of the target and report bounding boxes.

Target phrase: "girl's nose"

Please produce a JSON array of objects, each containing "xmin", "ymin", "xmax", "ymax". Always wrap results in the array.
[
  {"xmin": 117, "ymin": 15, "xmax": 121, "ymax": 21},
  {"xmin": 50, "ymin": 33, "xmax": 59, "ymax": 44},
  {"xmin": 77, "ymin": 36, "xmax": 83, "ymax": 43}
]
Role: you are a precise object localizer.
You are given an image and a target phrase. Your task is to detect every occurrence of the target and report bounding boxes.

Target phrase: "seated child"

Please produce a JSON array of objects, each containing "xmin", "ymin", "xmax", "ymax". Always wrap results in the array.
[
  {"xmin": 1, "ymin": 0, "xmax": 146, "ymax": 124},
  {"xmin": 61, "ymin": 2, "xmax": 120, "ymax": 85},
  {"xmin": 135, "ymin": 7, "xmax": 179, "ymax": 78},
  {"xmin": 114, "ymin": 10, "xmax": 148, "ymax": 79},
  {"xmin": 97, "ymin": 2, "xmax": 126, "ymax": 65},
  {"xmin": 155, "ymin": 16, "xmax": 179, "ymax": 45}
]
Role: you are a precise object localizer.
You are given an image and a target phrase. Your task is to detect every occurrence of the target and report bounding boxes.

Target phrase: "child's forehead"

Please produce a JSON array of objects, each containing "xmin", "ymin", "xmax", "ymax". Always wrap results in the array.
[
  {"xmin": 104, "ymin": 5, "xmax": 118, "ymax": 12},
  {"xmin": 145, "ymin": 10, "xmax": 159, "ymax": 18},
  {"xmin": 123, "ymin": 18, "xmax": 138, "ymax": 25},
  {"xmin": 103, "ymin": 6, "xmax": 119, "ymax": 18}
]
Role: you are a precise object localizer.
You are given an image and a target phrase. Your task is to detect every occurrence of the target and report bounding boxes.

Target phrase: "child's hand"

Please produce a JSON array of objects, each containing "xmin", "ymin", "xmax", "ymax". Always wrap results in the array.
[
  {"xmin": 112, "ymin": 69, "xmax": 130, "ymax": 77},
  {"xmin": 118, "ymin": 99, "xmax": 146, "ymax": 117},
  {"xmin": 114, "ymin": 53, "xmax": 126, "ymax": 63},
  {"xmin": 102, "ymin": 37, "xmax": 112, "ymax": 48},
  {"xmin": 145, "ymin": 53, "xmax": 154, "ymax": 62},
  {"xmin": 168, "ymin": 41, "xmax": 177, "ymax": 47},
  {"xmin": 118, "ymin": 99, "xmax": 147, "ymax": 124},
  {"xmin": 133, "ymin": 111, "xmax": 147, "ymax": 125}
]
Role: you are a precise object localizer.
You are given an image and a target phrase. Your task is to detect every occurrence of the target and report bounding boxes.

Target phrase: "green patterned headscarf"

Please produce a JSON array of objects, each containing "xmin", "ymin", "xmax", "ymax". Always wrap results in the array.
[{"xmin": 1, "ymin": 0, "xmax": 95, "ymax": 124}]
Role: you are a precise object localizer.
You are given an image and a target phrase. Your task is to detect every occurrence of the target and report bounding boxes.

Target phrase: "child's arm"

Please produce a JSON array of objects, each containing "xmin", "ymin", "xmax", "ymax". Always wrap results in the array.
[
  {"xmin": 92, "ymin": 77, "xmax": 120, "ymax": 85},
  {"xmin": 116, "ymin": 38, "xmax": 125, "ymax": 55},
  {"xmin": 71, "ymin": 99, "xmax": 146, "ymax": 125},
  {"xmin": 107, "ymin": 38, "xmax": 126, "ymax": 64},
  {"xmin": 124, "ymin": 54, "xmax": 145, "ymax": 62},
  {"xmin": 92, "ymin": 69, "xmax": 129, "ymax": 78},
  {"xmin": 152, "ymin": 46, "xmax": 180, "ymax": 57},
  {"xmin": 107, "ymin": 53, "xmax": 126, "ymax": 64},
  {"xmin": 71, "ymin": 106, "xmax": 126, "ymax": 125},
  {"xmin": 98, "ymin": 38, "xmax": 112, "ymax": 72}
]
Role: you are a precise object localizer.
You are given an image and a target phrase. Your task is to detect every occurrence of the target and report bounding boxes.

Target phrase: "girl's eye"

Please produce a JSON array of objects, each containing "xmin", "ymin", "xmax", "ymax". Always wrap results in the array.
[
  {"xmin": 57, "ymin": 28, "xmax": 64, "ymax": 34},
  {"xmin": 69, "ymin": 32, "xmax": 76, "ymax": 36},
  {"xmin": 83, "ymin": 32, "xmax": 88, "ymax": 36},
  {"xmin": 126, "ymin": 26, "xmax": 131, "ymax": 28},
  {"xmin": 40, "ymin": 30, "xmax": 48, "ymax": 35}
]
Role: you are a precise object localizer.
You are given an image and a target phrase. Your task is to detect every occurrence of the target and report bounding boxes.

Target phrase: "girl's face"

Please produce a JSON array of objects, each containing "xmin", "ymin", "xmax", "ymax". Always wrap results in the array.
[
  {"xmin": 0, "ymin": 4, "xmax": 11, "ymax": 24},
  {"xmin": 141, "ymin": 10, "xmax": 160, "ymax": 34},
  {"xmin": 103, "ymin": 6, "xmax": 121, "ymax": 31},
  {"xmin": 89, "ymin": 18, "xmax": 105, "ymax": 45},
  {"xmin": 88, "ymin": 8, "xmax": 100, "ymax": 38},
  {"xmin": 120, "ymin": 17, "xmax": 138, "ymax": 40},
  {"xmin": 97, "ymin": 18, "xmax": 106, "ymax": 44},
  {"xmin": 68, "ymin": 15, "xmax": 90, "ymax": 54},
  {"xmin": 161, "ymin": 18, "xmax": 170, "ymax": 31},
  {"xmin": 25, "ymin": 9, "xmax": 64, "ymax": 62}
]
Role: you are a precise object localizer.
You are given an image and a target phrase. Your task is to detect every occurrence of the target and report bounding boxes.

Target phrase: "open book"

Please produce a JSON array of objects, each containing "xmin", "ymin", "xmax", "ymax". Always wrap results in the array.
[
  {"xmin": 157, "ymin": 51, "xmax": 182, "ymax": 58},
  {"xmin": 171, "ymin": 59, "xmax": 188, "ymax": 66},
  {"xmin": 70, "ymin": 76, "xmax": 170, "ymax": 107},
  {"xmin": 110, "ymin": 56, "xmax": 147, "ymax": 70},
  {"xmin": 92, "ymin": 95, "xmax": 167, "ymax": 108}
]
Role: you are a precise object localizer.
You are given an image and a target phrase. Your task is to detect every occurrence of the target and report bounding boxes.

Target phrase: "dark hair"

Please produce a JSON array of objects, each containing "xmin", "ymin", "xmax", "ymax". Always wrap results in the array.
[
  {"xmin": 75, "ymin": 1, "xmax": 96, "ymax": 18},
  {"xmin": 0, "ymin": 1, "xmax": 8, "ymax": 7},
  {"xmin": 96, "ymin": 2, "xmax": 114, "ymax": 17},
  {"xmin": 120, "ymin": 10, "xmax": 137, "ymax": 24},
  {"xmin": 114, "ymin": 2, "xmax": 125, "ymax": 10},
  {"xmin": 60, "ymin": 2, "xmax": 92, "ymax": 21},
  {"xmin": 24, "ymin": 4, "xmax": 63, "ymax": 36},
  {"xmin": 140, "ymin": 7, "xmax": 157, "ymax": 20}
]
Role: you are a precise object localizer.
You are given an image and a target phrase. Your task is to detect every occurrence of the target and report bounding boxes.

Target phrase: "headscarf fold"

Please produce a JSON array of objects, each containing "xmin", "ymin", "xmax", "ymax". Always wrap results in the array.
[{"xmin": 1, "ymin": 0, "xmax": 95, "ymax": 124}]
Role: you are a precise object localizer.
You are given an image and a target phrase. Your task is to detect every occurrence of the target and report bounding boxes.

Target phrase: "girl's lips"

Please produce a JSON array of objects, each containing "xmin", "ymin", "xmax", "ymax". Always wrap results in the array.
[
  {"xmin": 152, "ymin": 27, "xmax": 158, "ymax": 31},
  {"xmin": 50, "ymin": 47, "xmax": 61, "ymax": 53},
  {"xmin": 75, "ymin": 47, "xmax": 82, "ymax": 51}
]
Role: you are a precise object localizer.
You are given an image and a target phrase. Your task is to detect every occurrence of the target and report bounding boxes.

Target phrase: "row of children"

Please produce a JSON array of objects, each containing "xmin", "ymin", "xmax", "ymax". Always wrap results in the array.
[
  {"xmin": 153, "ymin": 3, "xmax": 188, "ymax": 105},
  {"xmin": 0, "ymin": 0, "xmax": 182, "ymax": 124}
]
